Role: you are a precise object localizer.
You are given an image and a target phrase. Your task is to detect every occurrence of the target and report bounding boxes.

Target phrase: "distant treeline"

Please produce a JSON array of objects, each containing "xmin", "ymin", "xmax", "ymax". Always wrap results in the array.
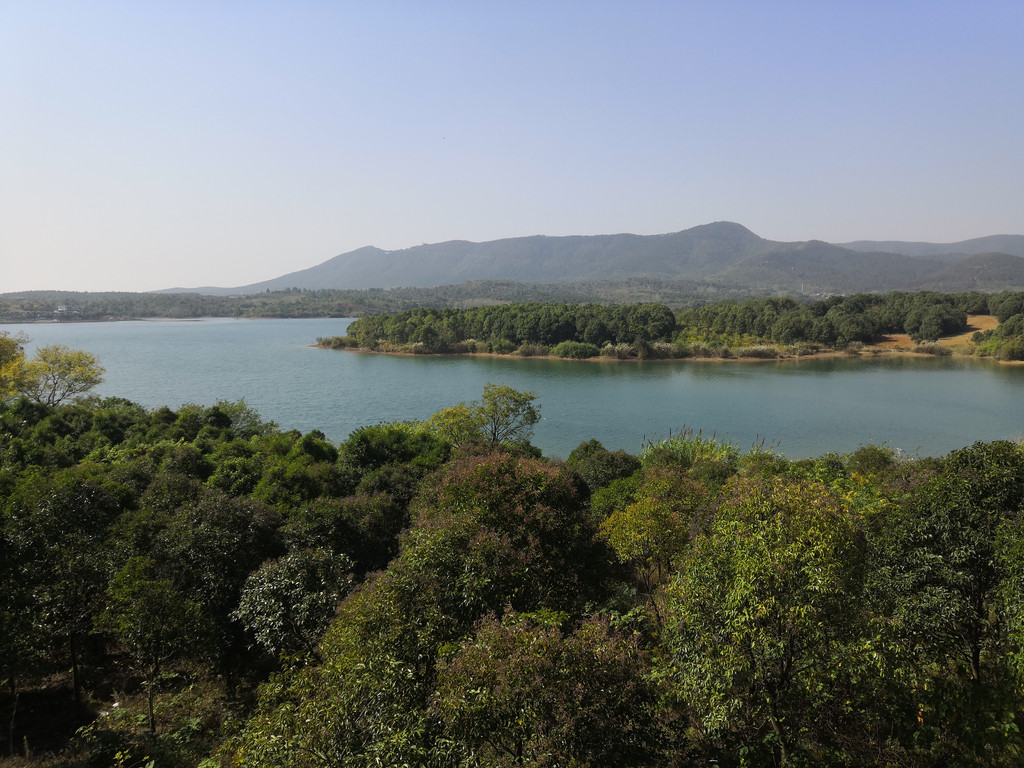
[
  {"xmin": 334, "ymin": 302, "xmax": 678, "ymax": 357},
  {"xmin": 321, "ymin": 290, "xmax": 1024, "ymax": 360},
  {"xmin": 676, "ymin": 290, "xmax": 980, "ymax": 346},
  {"xmin": 0, "ymin": 279, "xmax": 757, "ymax": 323},
  {"xmin": 0, "ymin": 288, "xmax": 410, "ymax": 322}
]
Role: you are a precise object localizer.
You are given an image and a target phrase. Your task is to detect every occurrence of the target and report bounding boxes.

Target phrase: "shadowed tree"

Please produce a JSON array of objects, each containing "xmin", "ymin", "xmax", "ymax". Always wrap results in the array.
[{"xmin": 96, "ymin": 556, "xmax": 208, "ymax": 733}]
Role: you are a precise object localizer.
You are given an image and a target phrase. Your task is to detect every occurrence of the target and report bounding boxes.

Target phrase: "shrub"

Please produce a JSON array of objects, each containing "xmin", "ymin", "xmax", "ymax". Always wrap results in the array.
[
  {"xmin": 912, "ymin": 342, "xmax": 952, "ymax": 356},
  {"xmin": 552, "ymin": 341, "xmax": 601, "ymax": 359},
  {"xmin": 997, "ymin": 338, "xmax": 1024, "ymax": 361},
  {"xmin": 734, "ymin": 345, "xmax": 780, "ymax": 359},
  {"xmin": 516, "ymin": 343, "xmax": 551, "ymax": 357},
  {"xmin": 687, "ymin": 343, "xmax": 716, "ymax": 358},
  {"xmin": 601, "ymin": 343, "xmax": 635, "ymax": 360},
  {"xmin": 640, "ymin": 428, "xmax": 740, "ymax": 472},
  {"xmin": 669, "ymin": 341, "xmax": 693, "ymax": 358},
  {"xmin": 847, "ymin": 444, "xmax": 898, "ymax": 475}
]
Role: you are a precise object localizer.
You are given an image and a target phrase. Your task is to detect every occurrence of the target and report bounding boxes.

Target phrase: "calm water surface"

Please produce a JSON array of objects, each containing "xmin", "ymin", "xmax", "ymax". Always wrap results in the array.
[{"xmin": 5, "ymin": 318, "xmax": 1023, "ymax": 459}]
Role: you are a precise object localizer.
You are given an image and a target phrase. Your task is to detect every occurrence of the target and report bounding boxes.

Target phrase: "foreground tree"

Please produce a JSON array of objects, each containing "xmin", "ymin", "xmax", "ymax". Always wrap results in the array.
[
  {"xmin": 477, "ymin": 383, "xmax": 541, "ymax": 446},
  {"xmin": 234, "ymin": 548, "xmax": 354, "ymax": 659},
  {"xmin": 18, "ymin": 344, "xmax": 104, "ymax": 405},
  {"xmin": 9, "ymin": 468, "xmax": 121, "ymax": 713},
  {"xmin": 230, "ymin": 451, "xmax": 609, "ymax": 766},
  {"xmin": 426, "ymin": 383, "xmax": 541, "ymax": 448},
  {"xmin": 600, "ymin": 466, "xmax": 701, "ymax": 605},
  {"xmin": 868, "ymin": 440, "xmax": 1024, "ymax": 763},
  {"xmin": 431, "ymin": 612, "xmax": 662, "ymax": 767},
  {"xmin": 663, "ymin": 478, "xmax": 868, "ymax": 766},
  {"xmin": 95, "ymin": 556, "xmax": 208, "ymax": 733},
  {"xmin": 0, "ymin": 331, "xmax": 28, "ymax": 399}
]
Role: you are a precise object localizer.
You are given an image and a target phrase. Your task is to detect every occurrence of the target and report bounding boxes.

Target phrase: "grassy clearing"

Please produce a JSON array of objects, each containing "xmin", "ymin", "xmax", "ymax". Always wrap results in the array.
[{"xmin": 876, "ymin": 314, "xmax": 999, "ymax": 349}]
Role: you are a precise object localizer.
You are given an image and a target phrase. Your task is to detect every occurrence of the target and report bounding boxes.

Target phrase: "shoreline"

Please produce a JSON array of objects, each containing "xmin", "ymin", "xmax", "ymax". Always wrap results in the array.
[
  {"xmin": 315, "ymin": 315, "xmax": 1020, "ymax": 364},
  {"xmin": 315, "ymin": 343, "xmax": 1022, "ymax": 364}
]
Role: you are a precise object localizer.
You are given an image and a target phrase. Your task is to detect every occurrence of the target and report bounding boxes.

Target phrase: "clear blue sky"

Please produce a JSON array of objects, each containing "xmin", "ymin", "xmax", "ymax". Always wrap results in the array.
[{"xmin": 3, "ymin": 1, "xmax": 1022, "ymax": 292}]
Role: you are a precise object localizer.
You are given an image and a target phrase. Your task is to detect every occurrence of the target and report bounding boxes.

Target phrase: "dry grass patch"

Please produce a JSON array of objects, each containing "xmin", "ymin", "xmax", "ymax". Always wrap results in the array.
[
  {"xmin": 943, "ymin": 314, "xmax": 999, "ymax": 345},
  {"xmin": 876, "ymin": 314, "xmax": 998, "ymax": 349}
]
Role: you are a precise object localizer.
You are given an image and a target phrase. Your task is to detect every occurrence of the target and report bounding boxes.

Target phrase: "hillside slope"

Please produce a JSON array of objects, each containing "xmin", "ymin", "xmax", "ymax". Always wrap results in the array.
[{"xmin": 167, "ymin": 222, "xmax": 1024, "ymax": 296}]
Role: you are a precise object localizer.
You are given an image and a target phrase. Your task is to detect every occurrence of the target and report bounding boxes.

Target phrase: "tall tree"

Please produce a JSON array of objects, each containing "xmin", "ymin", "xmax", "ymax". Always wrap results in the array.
[
  {"xmin": 18, "ymin": 344, "xmax": 104, "ymax": 406},
  {"xmin": 234, "ymin": 548, "xmax": 354, "ymax": 659},
  {"xmin": 663, "ymin": 477, "xmax": 868, "ymax": 766},
  {"xmin": 431, "ymin": 612, "xmax": 661, "ymax": 767},
  {"xmin": 95, "ymin": 556, "xmax": 208, "ymax": 733},
  {"xmin": 0, "ymin": 331, "xmax": 28, "ymax": 400},
  {"xmin": 868, "ymin": 441, "xmax": 1024, "ymax": 762}
]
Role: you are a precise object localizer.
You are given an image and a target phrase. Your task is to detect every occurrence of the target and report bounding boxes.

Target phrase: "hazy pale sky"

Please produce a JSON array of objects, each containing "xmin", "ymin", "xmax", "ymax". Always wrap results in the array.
[{"xmin": 3, "ymin": 1, "xmax": 1022, "ymax": 293}]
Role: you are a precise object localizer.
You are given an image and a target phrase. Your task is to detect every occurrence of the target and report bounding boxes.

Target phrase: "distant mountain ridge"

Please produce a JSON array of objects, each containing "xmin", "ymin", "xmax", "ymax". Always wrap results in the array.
[{"xmin": 167, "ymin": 222, "xmax": 1024, "ymax": 296}]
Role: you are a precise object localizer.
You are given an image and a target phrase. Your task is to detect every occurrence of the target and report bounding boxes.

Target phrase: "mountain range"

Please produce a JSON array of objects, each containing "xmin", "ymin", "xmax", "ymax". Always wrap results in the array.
[{"xmin": 168, "ymin": 222, "xmax": 1024, "ymax": 297}]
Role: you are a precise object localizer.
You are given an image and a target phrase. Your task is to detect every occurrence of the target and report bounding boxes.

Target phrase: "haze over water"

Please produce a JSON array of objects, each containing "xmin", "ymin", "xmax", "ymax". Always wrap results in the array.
[{"xmin": 5, "ymin": 318, "xmax": 1022, "ymax": 459}]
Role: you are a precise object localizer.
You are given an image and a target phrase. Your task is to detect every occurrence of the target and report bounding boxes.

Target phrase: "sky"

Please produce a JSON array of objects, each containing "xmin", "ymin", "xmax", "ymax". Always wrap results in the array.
[{"xmin": 2, "ymin": 1, "xmax": 1023, "ymax": 293}]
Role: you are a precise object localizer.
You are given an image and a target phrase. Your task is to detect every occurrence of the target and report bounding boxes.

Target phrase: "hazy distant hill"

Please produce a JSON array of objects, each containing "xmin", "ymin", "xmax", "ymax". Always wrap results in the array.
[
  {"xmin": 917, "ymin": 253, "xmax": 1024, "ymax": 292},
  {"xmin": 167, "ymin": 222, "xmax": 1024, "ymax": 297},
  {"xmin": 839, "ymin": 234, "xmax": 1024, "ymax": 259},
  {"xmin": 715, "ymin": 242, "xmax": 948, "ymax": 294}
]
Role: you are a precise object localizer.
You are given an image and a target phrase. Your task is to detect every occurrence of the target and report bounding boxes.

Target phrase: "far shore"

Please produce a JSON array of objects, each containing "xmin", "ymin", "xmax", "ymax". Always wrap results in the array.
[
  {"xmin": 316, "ymin": 342, "xmax": 1022, "ymax": 365},
  {"xmin": 316, "ymin": 314, "xmax": 1024, "ymax": 364}
]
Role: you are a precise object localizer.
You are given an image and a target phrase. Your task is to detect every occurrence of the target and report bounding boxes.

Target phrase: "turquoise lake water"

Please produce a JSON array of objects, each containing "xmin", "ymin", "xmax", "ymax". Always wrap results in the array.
[{"xmin": 4, "ymin": 317, "xmax": 1023, "ymax": 459}]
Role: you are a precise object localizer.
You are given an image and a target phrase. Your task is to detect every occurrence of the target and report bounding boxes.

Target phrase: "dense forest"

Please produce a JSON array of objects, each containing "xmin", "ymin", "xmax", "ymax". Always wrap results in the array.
[
  {"xmin": 3, "ymin": 374, "xmax": 1024, "ymax": 766},
  {"xmin": 321, "ymin": 290, "xmax": 1024, "ymax": 360},
  {"xmin": 8, "ymin": 288, "xmax": 1024, "ymax": 361}
]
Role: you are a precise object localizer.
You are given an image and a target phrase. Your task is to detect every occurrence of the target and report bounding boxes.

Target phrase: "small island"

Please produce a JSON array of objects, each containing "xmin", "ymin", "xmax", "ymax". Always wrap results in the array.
[{"xmin": 318, "ymin": 291, "xmax": 1024, "ymax": 362}]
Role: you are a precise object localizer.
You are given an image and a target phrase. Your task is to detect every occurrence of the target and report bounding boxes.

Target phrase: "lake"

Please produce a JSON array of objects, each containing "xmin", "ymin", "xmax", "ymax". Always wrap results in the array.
[{"xmin": 4, "ymin": 318, "xmax": 1023, "ymax": 459}]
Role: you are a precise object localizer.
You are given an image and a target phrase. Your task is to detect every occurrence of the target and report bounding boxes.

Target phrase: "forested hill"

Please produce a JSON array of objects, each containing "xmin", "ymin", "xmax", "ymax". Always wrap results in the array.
[{"xmin": 167, "ymin": 221, "xmax": 1024, "ymax": 296}]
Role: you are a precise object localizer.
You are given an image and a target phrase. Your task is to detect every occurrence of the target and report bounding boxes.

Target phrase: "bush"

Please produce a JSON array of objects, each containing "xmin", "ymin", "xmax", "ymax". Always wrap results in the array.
[
  {"xmin": 997, "ymin": 338, "xmax": 1024, "ymax": 361},
  {"xmin": 847, "ymin": 444, "xmax": 898, "ymax": 475},
  {"xmin": 552, "ymin": 341, "xmax": 601, "ymax": 359},
  {"xmin": 566, "ymin": 439, "xmax": 642, "ymax": 492},
  {"xmin": 912, "ymin": 342, "xmax": 952, "ymax": 356},
  {"xmin": 687, "ymin": 343, "xmax": 716, "ymax": 358},
  {"xmin": 669, "ymin": 341, "xmax": 692, "ymax": 358},
  {"xmin": 734, "ymin": 345, "xmax": 780, "ymax": 359},
  {"xmin": 640, "ymin": 428, "xmax": 740, "ymax": 472},
  {"xmin": 600, "ymin": 343, "xmax": 635, "ymax": 360},
  {"xmin": 648, "ymin": 342, "xmax": 677, "ymax": 359},
  {"xmin": 516, "ymin": 343, "xmax": 551, "ymax": 357}
]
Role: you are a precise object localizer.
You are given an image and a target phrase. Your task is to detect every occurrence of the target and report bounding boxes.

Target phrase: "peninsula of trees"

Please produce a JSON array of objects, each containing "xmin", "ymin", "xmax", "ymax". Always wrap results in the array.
[
  {"xmin": 4, "ymin": 381, "xmax": 1024, "ymax": 766},
  {"xmin": 320, "ymin": 290, "xmax": 1024, "ymax": 361}
]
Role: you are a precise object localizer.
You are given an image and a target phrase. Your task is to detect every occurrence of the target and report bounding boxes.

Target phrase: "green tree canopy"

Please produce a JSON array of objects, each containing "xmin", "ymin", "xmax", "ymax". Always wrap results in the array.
[
  {"xmin": 663, "ymin": 477, "xmax": 868, "ymax": 766},
  {"xmin": 0, "ymin": 330, "xmax": 28, "ymax": 399},
  {"xmin": 95, "ymin": 556, "xmax": 209, "ymax": 733},
  {"xmin": 17, "ymin": 344, "xmax": 104, "ymax": 405}
]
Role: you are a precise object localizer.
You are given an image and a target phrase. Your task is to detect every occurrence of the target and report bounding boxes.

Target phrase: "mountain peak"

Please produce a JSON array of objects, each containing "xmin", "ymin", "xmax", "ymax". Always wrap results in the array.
[{"xmin": 165, "ymin": 223, "xmax": 1024, "ymax": 295}]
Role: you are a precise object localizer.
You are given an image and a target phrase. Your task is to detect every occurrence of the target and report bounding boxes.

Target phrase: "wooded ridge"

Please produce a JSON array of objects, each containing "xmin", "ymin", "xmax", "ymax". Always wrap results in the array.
[{"xmin": 159, "ymin": 221, "xmax": 1024, "ymax": 296}]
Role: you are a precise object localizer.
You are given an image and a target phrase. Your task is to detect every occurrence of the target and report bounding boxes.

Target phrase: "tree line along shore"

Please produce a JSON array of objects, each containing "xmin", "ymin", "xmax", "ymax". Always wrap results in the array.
[{"xmin": 318, "ymin": 290, "xmax": 1024, "ymax": 362}]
